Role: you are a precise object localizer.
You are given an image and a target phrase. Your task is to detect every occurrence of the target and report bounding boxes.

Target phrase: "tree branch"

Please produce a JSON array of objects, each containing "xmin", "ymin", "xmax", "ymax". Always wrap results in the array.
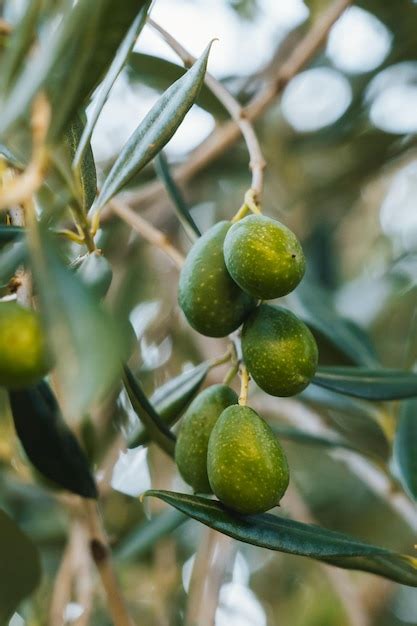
[
  {"xmin": 110, "ymin": 198, "xmax": 185, "ymax": 269},
  {"xmin": 148, "ymin": 17, "xmax": 266, "ymax": 202},
  {"xmin": 83, "ymin": 500, "xmax": 135, "ymax": 626},
  {"xmin": 119, "ymin": 0, "xmax": 352, "ymax": 214}
]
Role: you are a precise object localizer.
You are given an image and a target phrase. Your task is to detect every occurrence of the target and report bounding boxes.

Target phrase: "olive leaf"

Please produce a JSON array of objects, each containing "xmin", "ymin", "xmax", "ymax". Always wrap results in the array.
[
  {"xmin": 128, "ymin": 361, "xmax": 209, "ymax": 448},
  {"xmin": 147, "ymin": 490, "xmax": 417, "ymax": 587},
  {"xmin": 290, "ymin": 282, "xmax": 379, "ymax": 367},
  {"xmin": 0, "ymin": 225, "xmax": 24, "ymax": 246},
  {"xmin": 393, "ymin": 399, "xmax": 417, "ymax": 501},
  {"xmin": 271, "ymin": 424, "xmax": 357, "ymax": 452},
  {"xmin": 29, "ymin": 227, "xmax": 127, "ymax": 421},
  {"xmin": 64, "ymin": 113, "xmax": 97, "ymax": 212},
  {"xmin": 127, "ymin": 52, "xmax": 228, "ymax": 119},
  {"xmin": 115, "ymin": 509, "xmax": 186, "ymax": 562},
  {"xmin": 94, "ymin": 41, "xmax": 214, "ymax": 211},
  {"xmin": 73, "ymin": 0, "xmax": 151, "ymax": 168},
  {"xmin": 313, "ymin": 366, "xmax": 417, "ymax": 400},
  {"xmin": 9, "ymin": 381, "xmax": 98, "ymax": 498},
  {"xmin": 0, "ymin": 0, "xmax": 150, "ymax": 142},
  {"xmin": 155, "ymin": 152, "xmax": 201, "ymax": 242},
  {"xmin": 300, "ymin": 384, "xmax": 390, "ymax": 461},
  {"xmin": 0, "ymin": 508, "xmax": 41, "ymax": 623},
  {"xmin": 123, "ymin": 365, "xmax": 176, "ymax": 457}
]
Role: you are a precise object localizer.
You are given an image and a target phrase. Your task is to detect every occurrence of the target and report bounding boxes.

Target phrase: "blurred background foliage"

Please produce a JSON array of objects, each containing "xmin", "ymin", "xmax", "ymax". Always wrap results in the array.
[{"xmin": 3, "ymin": 0, "xmax": 417, "ymax": 625}]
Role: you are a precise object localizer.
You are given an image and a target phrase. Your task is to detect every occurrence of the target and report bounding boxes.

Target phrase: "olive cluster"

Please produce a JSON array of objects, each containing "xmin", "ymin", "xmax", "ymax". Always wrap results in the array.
[{"xmin": 176, "ymin": 213, "xmax": 319, "ymax": 514}]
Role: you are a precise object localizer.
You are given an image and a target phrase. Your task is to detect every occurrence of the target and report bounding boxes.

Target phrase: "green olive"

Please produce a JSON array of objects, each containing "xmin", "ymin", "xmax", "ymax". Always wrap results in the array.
[
  {"xmin": 242, "ymin": 304, "xmax": 318, "ymax": 397},
  {"xmin": 178, "ymin": 221, "xmax": 255, "ymax": 337},
  {"xmin": 223, "ymin": 214, "xmax": 305, "ymax": 300},
  {"xmin": 175, "ymin": 384, "xmax": 238, "ymax": 493},
  {"xmin": 207, "ymin": 404, "xmax": 289, "ymax": 514},
  {"xmin": 0, "ymin": 301, "xmax": 51, "ymax": 389}
]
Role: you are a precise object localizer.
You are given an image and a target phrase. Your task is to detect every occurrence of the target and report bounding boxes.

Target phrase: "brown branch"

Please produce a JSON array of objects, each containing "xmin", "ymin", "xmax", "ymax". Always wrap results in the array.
[
  {"xmin": 9, "ymin": 206, "xmax": 32, "ymax": 307},
  {"xmin": 83, "ymin": 500, "xmax": 135, "ymax": 626},
  {"xmin": 148, "ymin": 18, "xmax": 266, "ymax": 202},
  {"xmin": 120, "ymin": 0, "xmax": 352, "ymax": 214},
  {"xmin": 110, "ymin": 198, "xmax": 185, "ymax": 269}
]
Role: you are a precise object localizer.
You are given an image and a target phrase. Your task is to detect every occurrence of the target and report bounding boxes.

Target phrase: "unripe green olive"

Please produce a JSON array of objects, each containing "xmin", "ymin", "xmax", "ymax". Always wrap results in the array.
[
  {"xmin": 175, "ymin": 384, "xmax": 238, "ymax": 493},
  {"xmin": 242, "ymin": 304, "xmax": 318, "ymax": 397},
  {"xmin": 178, "ymin": 221, "xmax": 255, "ymax": 337},
  {"xmin": 223, "ymin": 214, "xmax": 305, "ymax": 300},
  {"xmin": 0, "ymin": 301, "xmax": 51, "ymax": 389},
  {"xmin": 207, "ymin": 404, "xmax": 289, "ymax": 514}
]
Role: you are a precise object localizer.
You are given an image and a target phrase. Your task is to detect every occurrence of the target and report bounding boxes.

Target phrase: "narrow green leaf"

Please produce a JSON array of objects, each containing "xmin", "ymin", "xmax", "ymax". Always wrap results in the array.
[
  {"xmin": 127, "ymin": 52, "xmax": 228, "ymax": 118},
  {"xmin": 147, "ymin": 490, "xmax": 417, "ymax": 587},
  {"xmin": 115, "ymin": 509, "xmax": 186, "ymax": 562},
  {"xmin": 74, "ymin": 1, "xmax": 151, "ymax": 168},
  {"xmin": 301, "ymin": 384, "xmax": 390, "ymax": 460},
  {"xmin": 0, "ymin": 0, "xmax": 149, "ymax": 142},
  {"xmin": 393, "ymin": 399, "xmax": 417, "ymax": 501},
  {"xmin": 291, "ymin": 282, "xmax": 378, "ymax": 367},
  {"xmin": 123, "ymin": 365, "xmax": 176, "ymax": 457},
  {"xmin": 94, "ymin": 41, "xmax": 214, "ymax": 211},
  {"xmin": 9, "ymin": 381, "xmax": 98, "ymax": 498},
  {"xmin": 30, "ymin": 227, "xmax": 126, "ymax": 420},
  {"xmin": 64, "ymin": 113, "xmax": 97, "ymax": 212},
  {"xmin": 128, "ymin": 362, "xmax": 209, "ymax": 448},
  {"xmin": 271, "ymin": 424, "xmax": 356, "ymax": 452},
  {"xmin": 0, "ymin": 0, "xmax": 42, "ymax": 93},
  {"xmin": 0, "ymin": 508, "xmax": 41, "ymax": 623},
  {"xmin": 313, "ymin": 366, "xmax": 417, "ymax": 400},
  {"xmin": 74, "ymin": 252, "xmax": 113, "ymax": 300},
  {"xmin": 155, "ymin": 152, "xmax": 201, "ymax": 242}
]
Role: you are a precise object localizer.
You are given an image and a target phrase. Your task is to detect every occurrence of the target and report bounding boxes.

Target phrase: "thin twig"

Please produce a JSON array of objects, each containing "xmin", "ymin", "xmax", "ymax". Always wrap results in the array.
[
  {"xmin": 0, "ymin": 93, "xmax": 50, "ymax": 211},
  {"xmin": 48, "ymin": 526, "xmax": 76, "ymax": 626},
  {"xmin": 185, "ymin": 528, "xmax": 236, "ymax": 626},
  {"xmin": 238, "ymin": 364, "xmax": 250, "ymax": 406},
  {"xmin": 83, "ymin": 500, "xmax": 135, "ymax": 626},
  {"xmin": 111, "ymin": 198, "xmax": 185, "ymax": 269},
  {"xmin": 9, "ymin": 206, "xmax": 32, "ymax": 307},
  {"xmin": 118, "ymin": 0, "xmax": 352, "ymax": 215},
  {"xmin": 148, "ymin": 18, "xmax": 266, "ymax": 203}
]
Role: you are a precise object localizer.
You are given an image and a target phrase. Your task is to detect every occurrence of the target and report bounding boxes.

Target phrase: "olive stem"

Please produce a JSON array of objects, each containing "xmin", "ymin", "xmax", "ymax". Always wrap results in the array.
[
  {"xmin": 223, "ymin": 362, "xmax": 239, "ymax": 385},
  {"xmin": 103, "ymin": 0, "xmax": 352, "ymax": 222},
  {"xmin": 148, "ymin": 18, "xmax": 266, "ymax": 203},
  {"xmin": 238, "ymin": 364, "xmax": 250, "ymax": 406},
  {"xmin": 231, "ymin": 189, "xmax": 263, "ymax": 223},
  {"xmin": 209, "ymin": 344, "xmax": 234, "ymax": 369}
]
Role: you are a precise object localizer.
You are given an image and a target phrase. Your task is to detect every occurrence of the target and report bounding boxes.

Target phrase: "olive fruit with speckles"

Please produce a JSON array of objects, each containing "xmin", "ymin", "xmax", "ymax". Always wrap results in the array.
[
  {"xmin": 242, "ymin": 304, "xmax": 318, "ymax": 397},
  {"xmin": 175, "ymin": 384, "xmax": 238, "ymax": 493},
  {"xmin": 207, "ymin": 405, "xmax": 289, "ymax": 514},
  {"xmin": 223, "ymin": 214, "xmax": 305, "ymax": 300},
  {"xmin": 0, "ymin": 301, "xmax": 51, "ymax": 389},
  {"xmin": 178, "ymin": 221, "xmax": 256, "ymax": 337}
]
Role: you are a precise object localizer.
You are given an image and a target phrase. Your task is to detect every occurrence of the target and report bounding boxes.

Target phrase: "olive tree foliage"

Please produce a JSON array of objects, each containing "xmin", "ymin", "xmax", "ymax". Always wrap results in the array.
[{"xmin": 1, "ymin": 0, "xmax": 417, "ymax": 624}]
